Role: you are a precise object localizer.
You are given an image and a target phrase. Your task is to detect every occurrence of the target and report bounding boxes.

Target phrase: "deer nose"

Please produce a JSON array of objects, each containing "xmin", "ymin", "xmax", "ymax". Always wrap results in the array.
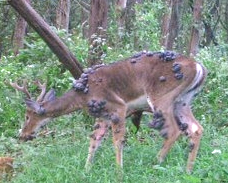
[{"xmin": 19, "ymin": 133, "xmax": 36, "ymax": 141}]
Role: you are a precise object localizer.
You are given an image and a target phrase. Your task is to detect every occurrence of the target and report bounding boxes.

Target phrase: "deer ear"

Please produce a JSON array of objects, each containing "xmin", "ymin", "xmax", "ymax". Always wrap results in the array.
[
  {"xmin": 25, "ymin": 98, "xmax": 45, "ymax": 115},
  {"xmin": 44, "ymin": 89, "xmax": 56, "ymax": 102}
]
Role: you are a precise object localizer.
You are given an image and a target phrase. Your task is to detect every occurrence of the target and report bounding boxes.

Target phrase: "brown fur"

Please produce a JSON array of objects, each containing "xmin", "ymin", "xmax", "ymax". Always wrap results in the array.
[{"xmin": 0, "ymin": 157, "xmax": 14, "ymax": 173}]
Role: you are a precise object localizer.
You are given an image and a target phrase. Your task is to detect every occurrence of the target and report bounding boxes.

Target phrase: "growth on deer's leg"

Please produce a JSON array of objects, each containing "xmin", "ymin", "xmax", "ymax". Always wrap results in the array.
[
  {"xmin": 85, "ymin": 118, "xmax": 110, "ymax": 170},
  {"xmin": 187, "ymin": 129, "xmax": 203, "ymax": 173},
  {"xmin": 153, "ymin": 107, "xmax": 181, "ymax": 163},
  {"xmin": 173, "ymin": 80, "xmax": 205, "ymax": 173},
  {"xmin": 179, "ymin": 106, "xmax": 203, "ymax": 173},
  {"xmin": 147, "ymin": 95, "xmax": 181, "ymax": 163}
]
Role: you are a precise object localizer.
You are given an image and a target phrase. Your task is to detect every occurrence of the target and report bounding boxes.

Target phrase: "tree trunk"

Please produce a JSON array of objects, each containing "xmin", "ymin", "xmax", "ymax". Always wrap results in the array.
[
  {"xmin": 80, "ymin": 1, "xmax": 89, "ymax": 38},
  {"xmin": 161, "ymin": 0, "xmax": 172, "ymax": 49},
  {"xmin": 188, "ymin": 0, "xmax": 203, "ymax": 56},
  {"xmin": 0, "ymin": 5, "xmax": 11, "ymax": 60},
  {"xmin": 12, "ymin": 0, "xmax": 30, "ymax": 56},
  {"xmin": 0, "ymin": 38, "xmax": 2, "ymax": 60},
  {"xmin": 125, "ymin": 0, "xmax": 136, "ymax": 35},
  {"xmin": 225, "ymin": 1, "xmax": 228, "ymax": 42},
  {"xmin": 125, "ymin": 0, "xmax": 137, "ymax": 48},
  {"xmin": 8, "ymin": 0, "xmax": 83, "ymax": 79},
  {"xmin": 88, "ymin": 0, "xmax": 108, "ymax": 66},
  {"xmin": 201, "ymin": 0, "xmax": 219, "ymax": 47},
  {"xmin": 56, "ymin": 0, "xmax": 71, "ymax": 31},
  {"xmin": 116, "ymin": 0, "xmax": 127, "ymax": 38},
  {"xmin": 13, "ymin": 15, "xmax": 27, "ymax": 55},
  {"xmin": 161, "ymin": 0, "xmax": 182, "ymax": 50}
]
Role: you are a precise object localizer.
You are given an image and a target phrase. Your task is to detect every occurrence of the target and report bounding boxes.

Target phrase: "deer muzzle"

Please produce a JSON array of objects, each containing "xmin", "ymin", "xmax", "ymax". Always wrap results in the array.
[{"xmin": 19, "ymin": 133, "xmax": 36, "ymax": 141}]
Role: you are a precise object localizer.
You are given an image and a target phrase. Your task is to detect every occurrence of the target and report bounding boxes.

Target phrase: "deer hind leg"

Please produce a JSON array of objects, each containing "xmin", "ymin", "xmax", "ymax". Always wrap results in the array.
[
  {"xmin": 175, "ymin": 103, "xmax": 203, "ymax": 173},
  {"xmin": 109, "ymin": 107, "xmax": 127, "ymax": 167},
  {"xmin": 111, "ymin": 119, "xmax": 126, "ymax": 167},
  {"xmin": 85, "ymin": 118, "xmax": 110, "ymax": 170}
]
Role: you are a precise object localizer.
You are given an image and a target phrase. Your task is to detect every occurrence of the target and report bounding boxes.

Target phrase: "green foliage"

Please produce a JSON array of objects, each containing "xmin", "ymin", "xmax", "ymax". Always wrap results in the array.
[
  {"xmin": 195, "ymin": 45, "xmax": 228, "ymax": 127},
  {"xmin": 0, "ymin": 3, "xmax": 16, "ymax": 55},
  {"xmin": 107, "ymin": 0, "xmax": 163, "ymax": 59},
  {"xmin": 133, "ymin": 0, "xmax": 163, "ymax": 51},
  {"xmin": 0, "ymin": 29, "xmax": 88, "ymax": 137},
  {"xmin": 175, "ymin": 3, "xmax": 193, "ymax": 52},
  {"xmin": 1, "ymin": 1, "xmax": 228, "ymax": 182}
]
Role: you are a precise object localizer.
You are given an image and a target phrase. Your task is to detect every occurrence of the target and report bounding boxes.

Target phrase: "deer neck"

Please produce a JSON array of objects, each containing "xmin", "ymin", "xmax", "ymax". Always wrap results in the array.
[{"xmin": 42, "ymin": 89, "xmax": 88, "ymax": 118}]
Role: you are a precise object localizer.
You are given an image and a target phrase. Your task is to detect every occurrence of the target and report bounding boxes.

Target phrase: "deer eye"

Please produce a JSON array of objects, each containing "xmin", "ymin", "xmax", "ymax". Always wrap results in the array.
[{"xmin": 25, "ymin": 115, "xmax": 29, "ymax": 121}]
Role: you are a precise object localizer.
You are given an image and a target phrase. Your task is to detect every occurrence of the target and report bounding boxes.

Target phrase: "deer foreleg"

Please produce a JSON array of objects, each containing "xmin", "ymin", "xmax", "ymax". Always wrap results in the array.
[
  {"xmin": 85, "ymin": 118, "xmax": 110, "ymax": 170},
  {"xmin": 109, "ymin": 106, "xmax": 127, "ymax": 167},
  {"xmin": 111, "ymin": 119, "xmax": 126, "ymax": 167}
]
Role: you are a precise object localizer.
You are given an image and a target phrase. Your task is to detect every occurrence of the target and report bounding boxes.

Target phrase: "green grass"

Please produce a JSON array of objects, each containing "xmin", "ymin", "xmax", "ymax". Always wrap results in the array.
[
  {"xmin": 1, "ymin": 109, "xmax": 228, "ymax": 183},
  {"xmin": 1, "ymin": 47, "xmax": 228, "ymax": 182}
]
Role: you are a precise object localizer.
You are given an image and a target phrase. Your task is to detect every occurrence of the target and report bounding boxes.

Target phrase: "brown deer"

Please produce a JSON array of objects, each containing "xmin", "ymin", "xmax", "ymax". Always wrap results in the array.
[{"xmin": 10, "ymin": 51, "xmax": 207, "ymax": 173}]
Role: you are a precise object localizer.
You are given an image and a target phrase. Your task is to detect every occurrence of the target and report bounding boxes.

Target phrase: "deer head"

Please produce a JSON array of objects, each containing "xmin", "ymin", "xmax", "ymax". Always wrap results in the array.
[
  {"xmin": 10, "ymin": 80, "xmax": 56, "ymax": 140},
  {"xmin": 11, "ymin": 51, "xmax": 207, "ymax": 173}
]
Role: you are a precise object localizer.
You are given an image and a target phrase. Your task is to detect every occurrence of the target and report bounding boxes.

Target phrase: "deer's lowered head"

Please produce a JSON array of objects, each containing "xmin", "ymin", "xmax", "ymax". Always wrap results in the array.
[{"xmin": 10, "ymin": 81, "xmax": 59, "ymax": 140}]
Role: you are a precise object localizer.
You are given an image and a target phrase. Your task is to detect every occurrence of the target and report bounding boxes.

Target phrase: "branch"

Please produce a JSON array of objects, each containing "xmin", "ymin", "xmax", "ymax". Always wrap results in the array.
[
  {"xmin": 75, "ymin": 0, "xmax": 90, "ymax": 12},
  {"xmin": 8, "ymin": 0, "xmax": 83, "ymax": 79}
]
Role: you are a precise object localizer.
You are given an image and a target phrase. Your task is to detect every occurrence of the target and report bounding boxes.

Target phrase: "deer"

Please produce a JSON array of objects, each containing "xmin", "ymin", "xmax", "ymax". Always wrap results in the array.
[{"xmin": 10, "ymin": 51, "xmax": 207, "ymax": 173}]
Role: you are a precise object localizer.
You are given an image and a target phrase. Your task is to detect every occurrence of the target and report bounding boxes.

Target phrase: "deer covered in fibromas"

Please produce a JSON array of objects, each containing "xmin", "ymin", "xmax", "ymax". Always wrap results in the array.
[{"xmin": 11, "ymin": 51, "xmax": 207, "ymax": 173}]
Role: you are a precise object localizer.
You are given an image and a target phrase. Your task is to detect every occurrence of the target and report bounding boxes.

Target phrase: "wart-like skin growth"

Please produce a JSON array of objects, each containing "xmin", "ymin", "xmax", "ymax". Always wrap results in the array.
[{"xmin": 11, "ymin": 51, "xmax": 207, "ymax": 173}]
